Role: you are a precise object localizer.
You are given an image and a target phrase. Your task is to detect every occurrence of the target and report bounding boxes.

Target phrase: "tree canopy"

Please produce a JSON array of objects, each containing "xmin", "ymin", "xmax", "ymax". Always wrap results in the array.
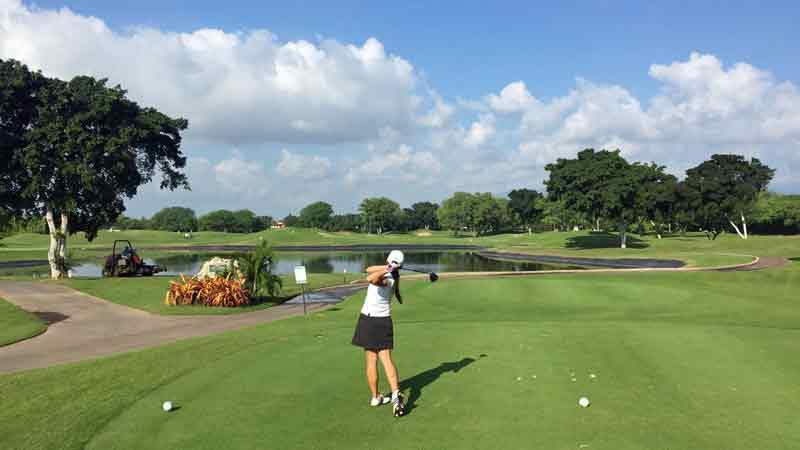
[
  {"xmin": 360, "ymin": 197, "xmax": 400, "ymax": 234},
  {"xmin": 150, "ymin": 207, "xmax": 198, "ymax": 232},
  {"xmin": 404, "ymin": 202, "xmax": 440, "ymax": 230},
  {"xmin": 299, "ymin": 201, "xmax": 334, "ymax": 229},
  {"xmin": 508, "ymin": 189, "xmax": 543, "ymax": 233},
  {"xmin": 546, "ymin": 149, "xmax": 644, "ymax": 248},
  {"xmin": 199, "ymin": 209, "xmax": 263, "ymax": 233},
  {"xmin": 682, "ymin": 154, "xmax": 774, "ymax": 239},
  {"xmin": 438, "ymin": 192, "xmax": 512, "ymax": 236},
  {"xmin": 0, "ymin": 60, "xmax": 46, "ymax": 216}
]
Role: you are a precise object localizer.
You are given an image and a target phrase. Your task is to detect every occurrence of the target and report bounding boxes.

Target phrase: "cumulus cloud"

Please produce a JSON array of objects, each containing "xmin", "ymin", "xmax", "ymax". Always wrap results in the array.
[
  {"xmin": 212, "ymin": 151, "xmax": 270, "ymax": 196},
  {"xmin": 0, "ymin": 0, "xmax": 418, "ymax": 145},
  {"xmin": 276, "ymin": 149, "xmax": 332, "ymax": 179},
  {"xmin": 487, "ymin": 81, "xmax": 535, "ymax": 113},
  {"xmin": 464, "ymin": 114, "xmax": 497, "ymax": 148},
  {"xmin": 417, "ymin": 91, "xmax": 455, "ymax": 128},
  {"xmin": 345, "ymin": 144, "xmax": 441, "ymax": 185}
]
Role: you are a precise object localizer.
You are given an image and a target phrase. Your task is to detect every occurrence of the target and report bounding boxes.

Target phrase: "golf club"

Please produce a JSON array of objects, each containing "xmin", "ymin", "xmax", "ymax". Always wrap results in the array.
[{"xmin": 400, "ymin": 266, "xmax": 439, "ymax": 282}]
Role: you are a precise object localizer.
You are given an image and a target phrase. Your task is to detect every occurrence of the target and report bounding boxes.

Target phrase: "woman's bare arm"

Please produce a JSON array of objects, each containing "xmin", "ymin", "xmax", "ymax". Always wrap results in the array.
[
  {"xmin": 366, "ymin": 269, "xmax": 389, "ymax": 286},
  {"xmin": 366, "ymin": 265, "xmax": 388, "ymax": 274}
]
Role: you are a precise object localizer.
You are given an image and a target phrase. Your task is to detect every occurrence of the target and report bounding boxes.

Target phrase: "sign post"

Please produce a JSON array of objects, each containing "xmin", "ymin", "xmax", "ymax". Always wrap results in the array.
[{"xmin": 294, "ymin": 265, "xmax": 308, "ymax": 315}]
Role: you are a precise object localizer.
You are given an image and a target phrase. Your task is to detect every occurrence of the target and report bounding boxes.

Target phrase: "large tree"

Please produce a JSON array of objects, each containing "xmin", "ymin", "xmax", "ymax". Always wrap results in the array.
[
  {"xmin": 631, "ymin": 163, "xmax": 678, "ymax": 239},
  {"xmin": 683, "ymin": 154, "xmax": 774, "ymax": 240},
  {"xmin": 359, "ymin": 197, "xmax": 400, "ymax": 234},
  {"xmin": 546, "ymin": 149, "xmax": 642, "ymax": 248},
  {"xmin": 437, "ymin": 192, "xmax": 475, "ymax": 236},
  {"xmin": 539, "ymin": 198, "xmax": 587, "ymax": 232},
  {"xmin": 329, "ymin": 213, "xmax": 362, "ymax": 232},
  {"xmin": 508, "ymin": 188, "xmax": 543, "ymax": 234},
  {"xmin": 299, "ymin": 201, "xmax": 334, "ymax": 229},
  {"xmin": 199, "ymin": 210, "xmax": 236, "ymax": 232},
  {"xmin": 231, "ymin": 209, "xmax": 260, "ymax": 233},
  {"xmin": 405, "ymin": 201, "xmax": 440, "ymax": 231},
  {"xmin": 7, "ymin": 61, "xmax": 188, "ymax": 278},
  {"xmin": 150, "ymin": 207, "xmax": 197, "ymax": 232},
  {"xmin": 438, "ymin": 192, "xmax": 511, "ymax": 237}
]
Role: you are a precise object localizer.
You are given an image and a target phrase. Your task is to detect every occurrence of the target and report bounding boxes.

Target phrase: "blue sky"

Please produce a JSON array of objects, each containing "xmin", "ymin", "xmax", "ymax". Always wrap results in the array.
[
  {"xmin": 4, "ymin": 0, "xmax": 800, "ymax": 217},
  {"xmin": 31, "ymin": 0, "xmax": 800, "ymax": 101}
]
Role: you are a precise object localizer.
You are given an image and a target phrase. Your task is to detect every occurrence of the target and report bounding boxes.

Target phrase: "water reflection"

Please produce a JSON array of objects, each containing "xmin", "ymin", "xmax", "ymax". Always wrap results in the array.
[{"xmin": 68, "ymin": 251, "xmax": 577, "ymax": 278}]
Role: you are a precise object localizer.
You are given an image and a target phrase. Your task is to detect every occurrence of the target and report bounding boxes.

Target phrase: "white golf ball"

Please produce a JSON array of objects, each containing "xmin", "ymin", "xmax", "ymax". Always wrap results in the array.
[
  {"xmin": 162, "ymin": 401, "xmax": 173, "ymax": 412},
  {"xmin": 578, "ymin": 397, "xmax": 590, "ymax": 408}
]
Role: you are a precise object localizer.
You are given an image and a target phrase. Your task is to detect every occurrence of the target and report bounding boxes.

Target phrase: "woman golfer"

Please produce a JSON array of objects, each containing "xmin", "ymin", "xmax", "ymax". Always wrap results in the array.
[{"xmin": 351, "ymin": 249, "xmax": 406, "ymax": 417}]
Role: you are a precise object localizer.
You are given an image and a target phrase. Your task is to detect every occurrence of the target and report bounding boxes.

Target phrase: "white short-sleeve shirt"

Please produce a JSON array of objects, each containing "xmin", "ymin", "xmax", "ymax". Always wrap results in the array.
[{"xmin": 361, "ymin": 273, "xmax": 395, "ymax": 317}]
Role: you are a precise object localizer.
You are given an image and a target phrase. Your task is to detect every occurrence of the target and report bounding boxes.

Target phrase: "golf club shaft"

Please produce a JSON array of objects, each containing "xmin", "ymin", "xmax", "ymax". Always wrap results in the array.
[{"xmin": 400, "ymin": 267, "xmax": 429, "ymax": 274}]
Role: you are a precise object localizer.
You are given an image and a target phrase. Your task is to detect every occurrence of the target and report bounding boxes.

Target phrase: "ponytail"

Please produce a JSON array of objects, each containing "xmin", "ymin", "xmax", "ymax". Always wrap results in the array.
[{"xmin": 391, "ymin": 269, "xmax": 403, "ymax": 304}]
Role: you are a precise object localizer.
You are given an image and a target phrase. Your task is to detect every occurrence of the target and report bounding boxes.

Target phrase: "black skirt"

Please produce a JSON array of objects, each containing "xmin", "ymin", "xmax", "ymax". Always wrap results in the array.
[{"xmin": 351, "ymin": 314, "xmax": 394, "ymax": 350}]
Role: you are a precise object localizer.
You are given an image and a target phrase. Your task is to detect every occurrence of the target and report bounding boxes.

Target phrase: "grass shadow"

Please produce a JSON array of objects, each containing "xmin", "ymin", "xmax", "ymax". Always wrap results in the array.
[
  {"xmin": 790, "ymin": 257, "xmax": 799, "ymax": 263},
  {"xmin": 565, "ymin": 231, "xmax": 648, "ymax": 250},
  {"xmin": 400, "ymin": 356, "xmax": 481, "ymax": 414},
  {"xmin": 33, "ymin": 311, "xmax": 69, "ymax": 324}
]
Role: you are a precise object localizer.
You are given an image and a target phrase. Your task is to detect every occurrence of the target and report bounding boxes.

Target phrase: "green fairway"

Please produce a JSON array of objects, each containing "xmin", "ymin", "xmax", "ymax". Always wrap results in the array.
[
  {"xmin": 2, "ymin": 262, "xmax": 799, "ymax": 450},
  {"xmin": 64, "ymin": 272, "xmax": 363, "ymax": 315},
  {"xmin": 0, "ymin": 298, "xmax": 46, "ymax": 346}
]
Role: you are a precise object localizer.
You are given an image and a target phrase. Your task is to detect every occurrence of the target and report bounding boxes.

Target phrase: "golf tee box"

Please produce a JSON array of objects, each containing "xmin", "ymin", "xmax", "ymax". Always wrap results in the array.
[{"xmin": 294, "ymin": 266, "xmax": 308, "ymax": 285}]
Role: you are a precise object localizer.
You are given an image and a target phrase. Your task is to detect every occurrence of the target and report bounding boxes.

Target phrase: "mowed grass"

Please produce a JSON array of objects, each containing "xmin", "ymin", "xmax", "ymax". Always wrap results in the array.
[
  {"xmin": 64, "ymin": 272, "xmax": 364, "ymax": 315},
  {"xmin": 0, "ymin": 298, "xmax": 46, "ymax": 346},
  {"xmin": 2, "ymin": 263, "xmax": 799, "ymax": 450},
  {"xmin": 3, "ymin": 228, "xmax": 794, "ymax": 268}
]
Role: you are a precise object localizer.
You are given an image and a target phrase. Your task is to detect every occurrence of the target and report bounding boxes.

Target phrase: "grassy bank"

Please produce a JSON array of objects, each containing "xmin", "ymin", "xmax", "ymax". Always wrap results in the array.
[
  {"xmin": 2, "ymin": 262, "xmax": 798, "ymax": 449},
  {"xmin": 65, "ymin": 272, "xmax": 363, "ymax": 315},
  {"xmin": 0, "ymin": 298, "xmax": 47, "ymax": 347}
]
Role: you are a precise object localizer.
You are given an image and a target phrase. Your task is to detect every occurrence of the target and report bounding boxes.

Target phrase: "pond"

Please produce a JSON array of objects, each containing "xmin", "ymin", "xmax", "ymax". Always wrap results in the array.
[{"xmin": 67, "ymin": 251, "xmax": 580, "ymax": 278}]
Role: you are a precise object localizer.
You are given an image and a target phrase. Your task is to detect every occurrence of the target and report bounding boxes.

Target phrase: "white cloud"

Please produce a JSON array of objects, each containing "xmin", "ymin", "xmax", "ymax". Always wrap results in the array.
[
  {"xmin": 487, "ymin": 81, "xmax": 535, "ymax": 113},
  {"xmin": 212, "ymin": 151, "xmax": 270, "ymax": 196},
  {"xmin": 464, "ymin": 113, "xmax": 496, "ymax": 148},
  {"xmin": 417, "ymin": 91, "xmax": 455, "ymax": 128},
  {"xmin": 276, "ymin": 149, "xmax": 332, "ymax": 179},
  {"xmin": 345, "ymin": 144, "xmax": 441, "ymax": 185},
  {"xmin": 0, "ymin": 0, "xmax": 419, "ymax": 145}
]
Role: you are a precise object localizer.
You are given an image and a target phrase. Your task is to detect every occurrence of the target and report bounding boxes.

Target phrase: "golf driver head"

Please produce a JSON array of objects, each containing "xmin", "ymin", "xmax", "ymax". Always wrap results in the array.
[{"xmin": 429, "ymin": 272, "xmax": 439, "ymax": 282}]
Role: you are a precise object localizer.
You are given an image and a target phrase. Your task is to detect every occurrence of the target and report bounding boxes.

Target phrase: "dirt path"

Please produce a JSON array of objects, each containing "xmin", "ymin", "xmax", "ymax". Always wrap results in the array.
[{"xmin": 0, "ymin": 281, "xmax": 337, "ymax": 374}]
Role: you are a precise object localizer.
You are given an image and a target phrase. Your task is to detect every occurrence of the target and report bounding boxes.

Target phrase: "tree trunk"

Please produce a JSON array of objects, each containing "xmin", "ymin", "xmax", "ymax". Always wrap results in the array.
[
  {"xmin": 595, "ymin": 217, "xmax": 600, "ymax": 232},
  {"xmin": 650, "ymin": 220, "xmax": 662, "ymax": 239},
  {"xmin": 729, "ymin": 219, "xmax": 746, "ymax": 239},
  {"xmin": 45, "ymin": 208, "xmax": 68, "ymax": 279},
  {"xmin": 59, "ymin": 212, "xmax": 68, "ymax": 274},
  {"xmin": 619, "ymin": 223, "xmax": 628, "ymax": 249},
  {"xmin": 527, "ymin": 226, "xmax": 532, "ymax": 235},
  {"xmin": 742, "ymin": 213, "xmax": 748, "ymax": 239}
]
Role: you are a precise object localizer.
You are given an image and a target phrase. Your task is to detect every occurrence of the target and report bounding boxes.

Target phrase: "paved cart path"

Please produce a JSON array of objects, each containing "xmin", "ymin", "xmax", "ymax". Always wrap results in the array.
[{"xmin": 0, "ymin": 282, "xmax": 361, "ymax": 374}]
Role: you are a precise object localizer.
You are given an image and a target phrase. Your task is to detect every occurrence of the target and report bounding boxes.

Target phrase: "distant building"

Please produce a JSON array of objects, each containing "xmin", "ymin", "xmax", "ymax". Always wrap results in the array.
[{"xmin": 271, "ymin": 220, "xmax": 286, "ymax": 229}]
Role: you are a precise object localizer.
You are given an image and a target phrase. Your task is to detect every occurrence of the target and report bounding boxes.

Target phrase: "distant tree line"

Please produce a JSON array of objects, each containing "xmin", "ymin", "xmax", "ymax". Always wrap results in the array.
[
  {"xmin": 270, "ymin": 151, "xmax": 791, "ymax": 247},
  {"xmin": 105, "ymin": 208, "xmax": 272, "ymax": 234}
]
